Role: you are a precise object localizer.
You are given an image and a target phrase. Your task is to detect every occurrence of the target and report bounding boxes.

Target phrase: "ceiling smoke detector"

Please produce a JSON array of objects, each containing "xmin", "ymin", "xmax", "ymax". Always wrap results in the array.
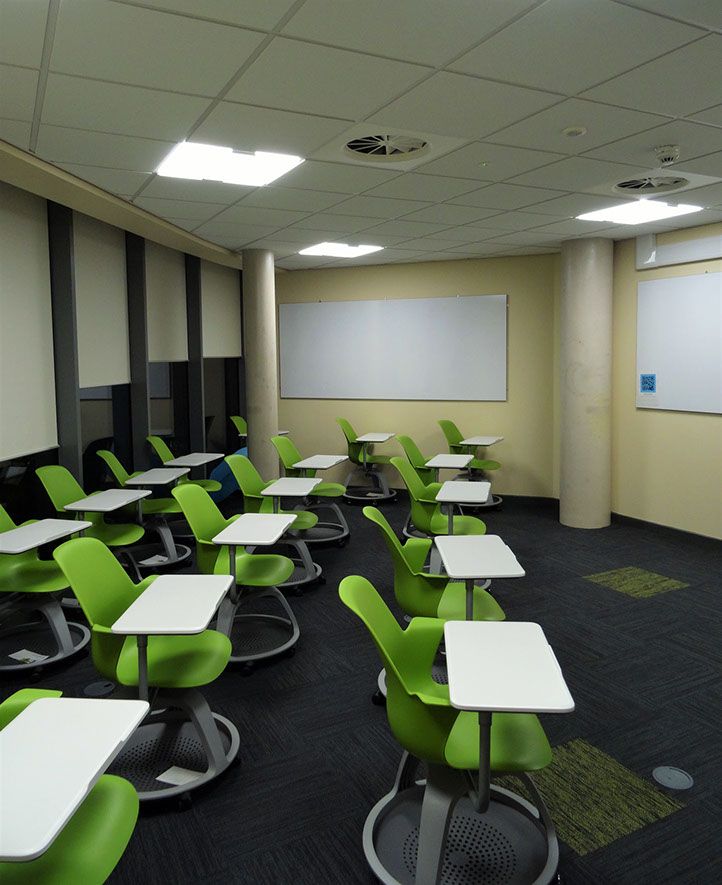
[
  {"xmin": 344, "ymin": 133, "xmax": 429, "ymax": 161},
  {"xmin": 613, "ymin": 175, "xmax": 689, "ymax": 195},
  {"xmin": 654, "ymin": 144, "xmax": 681, "ymax": 166}
]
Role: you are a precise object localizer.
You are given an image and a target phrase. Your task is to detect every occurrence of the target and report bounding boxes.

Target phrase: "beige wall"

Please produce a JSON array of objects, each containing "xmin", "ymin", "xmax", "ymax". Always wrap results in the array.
[
  {"xmin": 611, "ymin": 223, "xmax": 722, "ymax": 540},
  {"xmin": 275, "ymin": 255, "xmax": 559, "ymax": 496}
]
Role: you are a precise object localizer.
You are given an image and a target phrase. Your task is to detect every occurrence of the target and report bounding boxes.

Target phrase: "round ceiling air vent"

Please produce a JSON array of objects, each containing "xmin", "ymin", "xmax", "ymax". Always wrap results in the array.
[
  {"xmin": 344, "ymin": 133, "xmax": 429, "ymax": 161},
  {"xmin": 613, "ymin": 175, "xmax": 689, "ymax": 195}
]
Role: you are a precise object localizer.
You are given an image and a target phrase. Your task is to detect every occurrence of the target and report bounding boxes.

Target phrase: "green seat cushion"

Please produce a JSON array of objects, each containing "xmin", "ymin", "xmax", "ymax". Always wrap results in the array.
[
  {"xmin": 310, "ymin": 482, "xmax": 345, "ymax": 497},
  {"xmin": 0, "ymin": 559, "xmax": 69, "ymax": 594},
  {"xmin": 0, "ymin": 774, "xmax": 138, "ymax": 885},
  {"xmin": 436, "ymin": 582, "xmax": 505, "ymax": 621},
  {"xmin": 234, "ymin": 552, "xmax": 295, "ymax": 587},
  {"xmin": 282, "ymin": 509, "xmax": 318, "ymax": 531},
  {"xmin": 141, "ymin": 498, "xmax": 182, "ymax": 516},
  {"xmin": 470, "ymin": 458, "xmax": 501, "ymax": 471},
  {"xmin": 365, "ymin": 454, "xmax": 393, "ymax": 465},
  {"xmin": 429, "ymin": 512, "xmax": 486, "ymax": 536},
  {"xmin": 114, "ymin": 629, "xmax": 231, "ymax": 688},
  {"xmin": 87, "ymin": 522, "xmax": 145, "ymax": 548},
  {"xmin": 182, "ymin": 478, "xmax": 222, "ymax": 493},
  {"xmin": 445, "ymin": 711, "xmax": 552, "ymax": 773}
]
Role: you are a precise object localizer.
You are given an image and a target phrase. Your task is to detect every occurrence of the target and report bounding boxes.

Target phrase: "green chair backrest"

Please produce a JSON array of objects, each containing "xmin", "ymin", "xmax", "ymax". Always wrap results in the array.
[
  {"xmin": 390, "ymin": 457, "xmax": 439, "ymax": 535},
  {"xmin": 225, "ymin": 455, "xmax": 269, "ymax": 514},
  {"xmin": 0, "ymin": 502, "xmax": 15, "ymax": 534},
  {"xmin": 336, "ymin": 417, "xmax": 364, "ymax": 464},
  {"xmin": 271, "ymin": 435, "xmax": 304, "ymax": 476},
  {"xmin": 339, "ymin": 575, "xmax": 455, "ymax": 763},
  {"xmin": 97, "ymin": 450, "xmax": 131, "ymax": 486},
  {"xmin": 397, "ymin": 434, "xmax": 434, "ymax": 484},
  {"xmin": 35, "ymin": 465, "xmax": 86, "ymax": 512},
  {"xmin": 147, "ymin": 435, "xmax": 174, "ymax": 464},
  {"xmin": 438, "ymin": 419, "xmax": 464, "ymax": 454},
  {"xmin": 0, "ymin": 504, "xmax": 52, "ymax": 582},
  {"xmin": 171, "ymin": 483, "xmax": 229, "ymax": 574},
  {"xmin": 53, "ymin": 537, "xmax": 142, "ymax": 678},
  {"xmin": 230, "ymin": 415, "xmax": 247, "ymax": 435},
  {"xmin": 0, "ymin": 688, "xmax": 63, "ymax": 731}
]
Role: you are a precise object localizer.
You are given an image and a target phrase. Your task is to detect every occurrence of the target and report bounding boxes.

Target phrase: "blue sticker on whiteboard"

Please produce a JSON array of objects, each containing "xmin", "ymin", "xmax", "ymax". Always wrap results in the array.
[{"xmin": 640, "ymin": 373, "xmax": 656, "ymax": 394}]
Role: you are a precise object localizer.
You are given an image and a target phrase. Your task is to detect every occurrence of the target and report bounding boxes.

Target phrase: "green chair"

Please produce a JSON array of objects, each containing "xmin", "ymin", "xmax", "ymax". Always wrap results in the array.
[
  {"xmin": 171, "ymin": 483, "xmax": 300, "ymax": 666},
  {"xmin": 225, "ymin": 454, "xmax": 323, "ymax": 590},
  {"xmin": 53, "ymin": 537, "xmax": 239, "ymax": 802},
  {"xmin": 0, "ymin": 503, "xmax": 90, "ymax": 672},
  {"xmin": 0, "ymin": 689, "xmax": 139, "ymax": 885},
  {"xmin": 97, "ymin": 449, "xmax": 192, "ymax": 568},
  {"xmin": 146, "ymin": 435, "xmax": 222, "ymax": 493},
  {"xmin": 336, "ymin": 417, "xmax": 396, "ymax": 503},
  {"xmin": 339, "ymin": 575, "xmax": 559, "ymax": 885},
  {"xmin": 391, "ymin": 457, "xmax": 487, "ymax": 538},
  {"xmin": 35, "ymin": 465, "xmax": 145, "ymax": 579},
  {"xmin": 230, "ymin": 415, "xmax": 247, "ymax": 441},
  {"xmin": 438, "ymin": 419, "xmax": 503, "ymax": 508},
  {"xmin": 270, "ymin": 434, "xmax": 350, "ymax": 545}
]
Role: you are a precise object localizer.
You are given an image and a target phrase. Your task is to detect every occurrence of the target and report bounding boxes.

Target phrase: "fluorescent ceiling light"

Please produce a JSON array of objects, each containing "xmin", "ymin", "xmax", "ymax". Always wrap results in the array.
[
  {"xmin": 577, "ymin": 200, "xmax": 702, "ymax": 225},
  {"xmin": 298, "ymin": 242, "xmax": 384, "ymax": 258},
  {"xmin": 156, "ymin": 142, "xmax": 303, "ymax": 186}
]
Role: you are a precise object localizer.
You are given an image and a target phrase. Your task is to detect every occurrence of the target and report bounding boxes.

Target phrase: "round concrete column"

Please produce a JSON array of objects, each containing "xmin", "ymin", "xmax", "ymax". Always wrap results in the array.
[
  {"xmin": 560, "ymin": 238, "xmax": 613, "ymax": 528},
  {"xmin": 241, "ymin": 249, "xmax": 279, "ymax": 479}
]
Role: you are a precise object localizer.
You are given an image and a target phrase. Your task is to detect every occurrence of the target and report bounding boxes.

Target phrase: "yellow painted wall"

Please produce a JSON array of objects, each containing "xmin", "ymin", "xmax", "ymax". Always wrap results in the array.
[
  {"xmin": 275, "ymin": 254, "xmax": 559, "ymax": 496},
  {"xmin": 611, "ymin": 224, "xmax": 722, "ymax": 539}
]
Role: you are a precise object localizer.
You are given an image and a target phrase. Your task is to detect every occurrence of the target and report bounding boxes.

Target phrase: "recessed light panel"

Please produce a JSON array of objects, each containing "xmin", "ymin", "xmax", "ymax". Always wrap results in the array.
[
  {"xmin": 577, "ymin": 200, "xmax": 702, "ymax": 225},
  {"xmin": 298, "ymin": 242, "xmax": 384, "ymax": 258},
  {"xmin": 157, "ymin": 142, "xmax": 304, "ymax": 186}
]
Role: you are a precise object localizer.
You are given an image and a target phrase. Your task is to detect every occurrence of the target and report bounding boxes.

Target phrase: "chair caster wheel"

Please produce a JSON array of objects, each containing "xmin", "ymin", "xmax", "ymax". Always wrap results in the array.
[
  {"xmin": 241, "ymin": 661, "xmax": 255, "ymax": 675},
  {"xmin": 336, "ymin": 538, "xmax": 348, "ymax": 548},
  {"xmin": 177, "ymin": 792, "xmax": 192, "ymax": 812},
  {"xmin": 371, "ymin": 690, "xmax": 386, "ymax": 707}
]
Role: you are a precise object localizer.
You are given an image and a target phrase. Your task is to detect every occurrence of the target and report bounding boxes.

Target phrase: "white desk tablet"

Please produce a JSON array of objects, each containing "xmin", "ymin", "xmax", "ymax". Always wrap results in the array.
[
  {"xmin": 261, "ymin": 478, "xmax": 321, "ymax": 498},
  {"xmin": 425, "ymin": 454, "xmax": 473, "ymax": 470},
  {"xmin": 444, "ymin": 621, "xmax": 574, "ymax": 714},
  {"xmin": 434, "ymin": 534, "xmax": 525, "ymax": 579},
  {"xmin": 0, "ymin": 698, "xmax": 148, "ymax": 861},
  {"xmin": 460, "ymin": 436, "xmax": 504, "ymax": 447},
  {"xmin": 213, "ymin": 513, "xmax": 296, "ymax": 548},
  {"xmin": 124, "ymin": 467, "xmax": 189, "ymax": 486},
  {"xmin": 293, "ymin": 455, "xmax": 348, "ymax": 470},
  {"xmin": 436, "ymin": 481, "xmax": 491, "ymax": 506},
  {"xmin": 356, "ymin": 432, "xmax": 394, "ymax": 443},
  {"xmin": 164, "ymin": 453, "xmax": 224, "ymax": 468},
  {"xmin": 0, "ymin": 519, "xmax": 92, "ymax": 555},
  {"xmin": 64, "ymin": 489, "xmax": 151, "ymax": 513}
]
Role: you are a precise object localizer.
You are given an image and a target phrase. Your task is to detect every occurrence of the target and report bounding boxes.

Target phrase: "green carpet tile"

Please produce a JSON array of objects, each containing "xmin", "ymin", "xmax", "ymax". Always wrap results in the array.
[
  {"xmin": 584, "ymin": 565, "xmax": 689, "ymax": 598},
  {"xmin": 532, "ymin": 739, "xmax": 683, "ymax": 856}
]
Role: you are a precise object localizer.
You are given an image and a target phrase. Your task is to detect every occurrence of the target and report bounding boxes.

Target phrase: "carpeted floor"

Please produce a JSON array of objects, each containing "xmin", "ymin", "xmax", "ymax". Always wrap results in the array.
[{"xmin": 2, "ymin": 493, "xmax": 721, "ymax": 884}]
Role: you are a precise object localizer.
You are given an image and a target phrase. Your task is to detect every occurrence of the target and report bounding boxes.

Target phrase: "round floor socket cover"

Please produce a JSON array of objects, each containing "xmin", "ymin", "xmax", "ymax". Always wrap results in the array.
[
  {"xmin": 652, "ymin": 766, "xmax": 694, "ymax": 790},
  {"xmin": 83, "ymin": 680, "xmax": 116, "ymax": 698}
]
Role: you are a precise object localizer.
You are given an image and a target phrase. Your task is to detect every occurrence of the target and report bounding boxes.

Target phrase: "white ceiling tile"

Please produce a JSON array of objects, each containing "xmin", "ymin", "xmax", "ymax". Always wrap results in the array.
[
  {"xmin": 364, "ymin": 173, "xmax": 480, "ymax": 202},
  {"xmin": 688, "ymin": 104, "xmax": 722, "ymax": 127},
  {"xmin": 585, "ymin": 120, "xmax": 722, "ymax": 166},
  {"xmin": 623, "ymin": 0, "xmax": 722, "ymax": 30},
  {"xmin": 193, "ymin": 220, "xmax": 278, "ymax": 247},
  {"xmin": 277, "ymin": 160, "xmax": 401, "ymax": 193},
  {"xmin": 522, "ymin": 192, "xmax": 635, "ymax": 217},
  {"xmin": 444, "ymin": 242, "xmax": 512, "ymax": 255},
  {"xmin": 450, "ymin": 183, "xmax": 567, "ymax": 210},
  {"xmin": 193, "ymin": 102, "xmax": 349, "ymax": 156},
  {"xmin": 369, "ymin": 72, "xmax": 563, "ymax": 140},
  {"xmin": 416, "ymin": 142, "xmax": 564, "ymax": 182},
  {"xmin": 487, "ymin": 98, "xmax": 667, "ymax": 156},
  {"xmin": 0, "ymin": 0, "xmax": 48, "ymax": 68},
  {"xmin": 212, "ymin": 204, "xmax": 308, "ymax": 227},
  {"xmin": 267, "ymin": 227, "xmax": 350, "ymax": 244},
  {"xmin": 394, "ymin": 236, "xmax": 474, "ymax": 252},
  {"xmin": 581, "ymin": 35, "xmax": 722, "ymax": 116},
  {"xmin": 326, "ymin": 195, "xmax": 430, "ymax": 218},
  {"xmin": 51, "ymin": 1, "xmax": 264, "ymax": 95},
  {"xmin": 0, "ymin": 117, "xmax": 32, "ymax": 149},
  {"xmin": 238, "ymin": 239, "xmax": 299, "ymax": 259},
  {"xmin": 286, "ymin": 213, "xmax": 378, "ymax": 233},
  {"xmin": 56, "ymin": 163, "xmax": 151, "ymax": 195},
  {"xmin": 452, "ymin": 0, "xmax": 702, "ymax": 94},
  {"xmin": 139, "ymin": 175, "xmax": 253, "ymax": 202},
  {"xmin": 133, "ymin": 196, "xmax": 226, "ymax": 221},
  {"xmin": 42, "ymin": 74, "xmax": 211, "ymax": 140},
  {"xmin": 239, "ymin": 186, "xmax": 347, "ymax": 212},
  {"xmin": 226, "ymin": 38, "xmax": 428, "ymax": 119},
  {"xmin": 334, "ymin": 248, "xmax": 429, "ymax": 266},
  {"xmin": 400, "ymin": 204, "xmax": 501, "ymax": 225},
  {"xmin": 468, "ymin": 211, "xmax": 558, "ymax": 231},
  {"xmin": 528, "ymin": 218, "xmax": 619, "ymax": 236},
  {"xmin": 35, "ymin": 124, "xmax": 174, "ymax": 170},
  {"xmin": 0, "ymin": 65, "xmax": 38, "ymax": 121},
  {"xmin": 509, "ymin": 156, "xmax": 648, "ymax": 191},
  {"xmin": 679, "ymin": 181, "xmax": 722, "ymax": 207},
  {"xmin": 361, "ymin": 219, "xmax": 454, "ymax": 237},
  {"xmin": 484, "ymin": 230, "xmax": 563, "ymax": 246},
  {"xmin": 430, "ymin": 226, "xmax": 496, "ymax": 243},
  {"xmin": 281, "ymin": 0, "xmax": 538, "ymax": 66},
  {"xmin": 161, "ymin": 216, "xmax": 203, "ymax": 232},
  {"xmin": 673, "ymin": 151, "xmax": 722, "ymax": 178},
  {"xmin": 125, "ymin": 0, "xmax": 299, "ymax": 29}
]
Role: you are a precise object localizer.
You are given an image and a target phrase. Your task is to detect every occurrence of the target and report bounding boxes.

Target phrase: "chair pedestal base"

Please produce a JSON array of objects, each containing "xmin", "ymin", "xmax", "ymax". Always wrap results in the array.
[
  {"xmin": 294, "ymin": 500, "xmax": 350, "ymax": 545},
  {"xmin": 135, "ymin": 519, "xmax": 193, "ymax": 569},
  {"xmin": 216, "ymin": 588, "xmax": 300, "ymax": 664},
  {"xmin": 0, "ymin": 595, "xmax": 90, "ymax": 671},
  {"xmin": 108, "ymin": 686, "xmax": 240, "ymax": 803},
  {"xmin": 343, "ymin": 466, "xmax": 397, "ymax": 504},
  {"xmin": 363, "ymin": 753, "xmax": 558, "ymax": 885}
]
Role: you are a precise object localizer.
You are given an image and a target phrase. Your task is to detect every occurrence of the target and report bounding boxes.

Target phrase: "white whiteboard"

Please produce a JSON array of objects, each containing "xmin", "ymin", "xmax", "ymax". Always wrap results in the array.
[
  {"xmin": 636, "ymin": 272, "xmax": 722, "ymax": 414},
  {"xmin": 279, "ymin": 295, "xmax": 507, "ymax": 401}
]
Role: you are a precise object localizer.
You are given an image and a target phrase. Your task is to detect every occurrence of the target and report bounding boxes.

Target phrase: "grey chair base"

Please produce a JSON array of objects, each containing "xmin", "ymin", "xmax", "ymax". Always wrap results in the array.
[
  {"xmin": 0, "ymin": 594, "xmax": 90, "ymax": 671},
  {"xmin": 136, "ymin": 518, "xmax": 193, "ymax": 569},
  {"xmin": 343, "ymin": 466, "xmax": 397, "ymax": 503},
  {"xmin": 248, "ymin": 536, "xmax": 322, "ymax": 591},
  {"xmin": 215, "ymin": 586, "xmax": 300, "ymax": 665},
  {"xmin": 109, "ymin": 686, "xmax": 240, "ymax": 803},
  {"xmin": 363, "ymin": 752, "xmax": 559, "ymax": 885},
  {"xmin": 294, "ymin": 499, "xmax": 350, "ymax": 545}
]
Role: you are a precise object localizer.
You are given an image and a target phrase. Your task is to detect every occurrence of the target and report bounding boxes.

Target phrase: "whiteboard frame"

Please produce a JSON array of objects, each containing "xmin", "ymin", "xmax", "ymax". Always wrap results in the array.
[{"xmin": 279, "ymin": 294, "xmax": 508, "ymax": 402}]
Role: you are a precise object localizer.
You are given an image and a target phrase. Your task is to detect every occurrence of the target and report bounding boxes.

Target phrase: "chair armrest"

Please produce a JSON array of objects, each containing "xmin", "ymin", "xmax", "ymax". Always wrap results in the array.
[
  {"xmin": 399, "ymin": 617, "xmax": 447, "ymax": 700},
  {"xmin": 135, "ymin": 575, "xmax": 158, "ymax": 592}
]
